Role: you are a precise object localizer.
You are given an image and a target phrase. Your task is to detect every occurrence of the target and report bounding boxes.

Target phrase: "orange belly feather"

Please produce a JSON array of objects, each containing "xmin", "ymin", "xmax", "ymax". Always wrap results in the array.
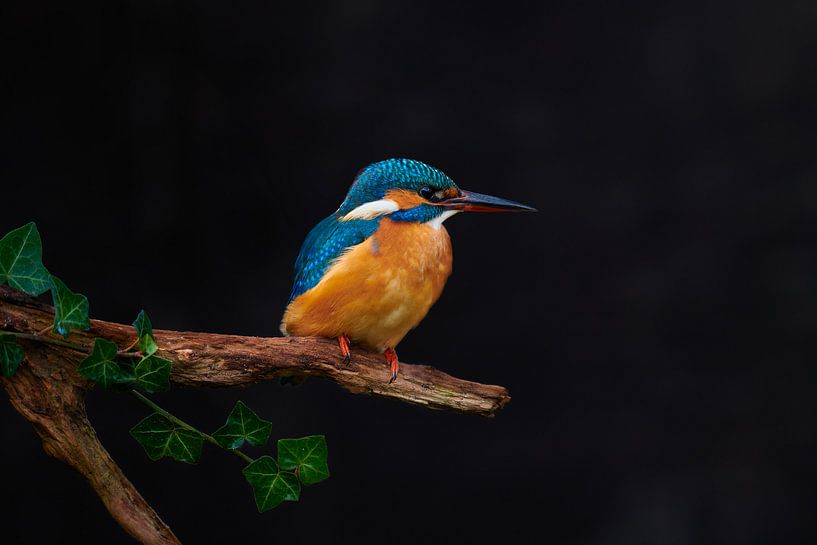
[{"xmin": 281, "ymin": 218, "xmax": 453, "ymax": 351}]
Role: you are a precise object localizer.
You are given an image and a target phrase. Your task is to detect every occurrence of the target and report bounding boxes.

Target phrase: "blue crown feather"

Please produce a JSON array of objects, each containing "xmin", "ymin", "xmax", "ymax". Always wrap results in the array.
[{"xmin": 338, "ymin": 158, "xmax": 456, "ymax": 214}]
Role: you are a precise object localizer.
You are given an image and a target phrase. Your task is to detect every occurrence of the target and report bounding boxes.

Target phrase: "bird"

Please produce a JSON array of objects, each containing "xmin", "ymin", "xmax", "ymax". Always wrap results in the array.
[{"xmin": 280, "ymin": 158, "xmax": 535, "ymax": 383}]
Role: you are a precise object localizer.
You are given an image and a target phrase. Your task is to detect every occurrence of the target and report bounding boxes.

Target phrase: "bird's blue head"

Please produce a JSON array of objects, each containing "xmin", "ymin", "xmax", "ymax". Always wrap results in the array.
[{"xmin": 336, "ymin": 158, "xmax": 535, "ymax": 225}]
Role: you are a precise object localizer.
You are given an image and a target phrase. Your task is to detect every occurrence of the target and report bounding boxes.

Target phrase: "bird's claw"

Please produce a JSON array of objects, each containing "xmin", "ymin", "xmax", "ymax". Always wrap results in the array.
[
  {"xmin": 384, "ymin": 347, "xmax": 399, "ymax": 384},
  {"xmin": 337, "ymin": 335, "xmax": 352, "ymax": 366}
]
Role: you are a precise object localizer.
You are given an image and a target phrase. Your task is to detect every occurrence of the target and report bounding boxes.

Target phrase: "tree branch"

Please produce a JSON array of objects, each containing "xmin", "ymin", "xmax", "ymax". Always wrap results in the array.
[
  {"xmin": 0, "ymin": 331, "xmax": 181, "ymax": 545},
  {"xmin": 0, "ymin": 286, "xmax": 510, "ymax": 415},
  {"xmin": 0, "ymin": 285, "xmax": 509, "ymax": 543}
]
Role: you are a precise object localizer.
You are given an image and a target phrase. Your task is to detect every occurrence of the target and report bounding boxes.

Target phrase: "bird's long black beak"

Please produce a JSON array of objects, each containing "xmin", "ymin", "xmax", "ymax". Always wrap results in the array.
[{"xmin": 442, "ymin": 190, "xmax": 537, "ymax": 213}]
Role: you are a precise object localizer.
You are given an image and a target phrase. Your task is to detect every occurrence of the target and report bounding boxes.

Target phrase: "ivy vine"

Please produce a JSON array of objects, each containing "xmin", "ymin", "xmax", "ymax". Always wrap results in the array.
[{"xmin": 0, "ymin": 222, "xmax": 329, "ymax": 512}]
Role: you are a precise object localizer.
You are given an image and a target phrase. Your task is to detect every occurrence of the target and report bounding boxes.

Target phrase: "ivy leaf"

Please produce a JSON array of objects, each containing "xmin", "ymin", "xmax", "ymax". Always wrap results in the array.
[
  {"xmin": 132, "ymin": 310, "xmax": 158, "ymax": 356},
  {"xmin": 242, "ymin": 456, "xmax": 300, "ymax": 511},
  {"xmin": 277, "ymin": 435, "xmax": 329, "ymax": 485},
  {"xmin": 78, "ymin": 338, "xmax": 128, "ymax": 388},
  {"xmin": 50, "ymin": 275, "xmax": 90, "ymax": 338},
  {"xmin": 134, "ymin": 355, "xmax": 171, "ymax": 393},
  {"xmin": 212, "ymin": 400, "xmax": 272, "ymax": 450},
  {"xmin": 0, "ymin": 222, "xmax": 51, "ymax": 296},
  {"xmin": 0, "ymin": 334, "xmax": 25, "ymax": 377},
  {"xmin": 113, "ymin": 361, "xmax": 135, "ymax": 388},
  {"xmin": 130, "ymin": 413, "xmax": 203, "ymax": 464}
]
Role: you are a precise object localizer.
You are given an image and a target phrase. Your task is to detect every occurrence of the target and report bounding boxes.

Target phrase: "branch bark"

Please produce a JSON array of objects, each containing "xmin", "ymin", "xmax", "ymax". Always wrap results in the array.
[
  {"xmin": 0, "ymin": 286, "xmax": 509, "ymax": 543},
  {"xmin": 0, "ymin": 342, "xmax": 181, "ymax": 545}
]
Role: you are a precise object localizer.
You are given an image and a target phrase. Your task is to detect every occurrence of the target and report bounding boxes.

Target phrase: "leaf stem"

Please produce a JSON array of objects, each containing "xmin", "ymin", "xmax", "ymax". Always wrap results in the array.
[
  {"xmin": 10, "ymin": 331, "xmax": 89, "ymax": 353},
  {"xmin": 117, "ymin": 350, "xmax": 143, "ymax": 359},
  {"xmin": 129, "ymin": 390, "xmax": 255, "ymax": 465},
  {"xmin": 6, "ymin": 331, "xmax": 142, "ymax": 359}
]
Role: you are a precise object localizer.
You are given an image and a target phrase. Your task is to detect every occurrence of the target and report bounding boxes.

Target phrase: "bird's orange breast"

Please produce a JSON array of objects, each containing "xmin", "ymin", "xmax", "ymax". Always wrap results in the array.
[{"xmin": 281, "ymin": 218, "xmax": 453, "ymax": 351}]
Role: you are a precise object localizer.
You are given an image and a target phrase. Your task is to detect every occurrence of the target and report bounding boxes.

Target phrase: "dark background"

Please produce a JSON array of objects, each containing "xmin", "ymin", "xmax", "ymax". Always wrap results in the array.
[{"xmin": 2, "ymin": 1, "xmax": 816, "ymax": 543}]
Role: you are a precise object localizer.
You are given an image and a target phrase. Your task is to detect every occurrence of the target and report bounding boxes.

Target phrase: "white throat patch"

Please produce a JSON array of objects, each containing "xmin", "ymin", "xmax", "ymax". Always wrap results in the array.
[
  {"xmin": 340, "ymin": 199, "xmax": 400, "ymax": 221},
  {"xmin": 426, "ymin": 210, "xmax": 459, "ymax": 230}
]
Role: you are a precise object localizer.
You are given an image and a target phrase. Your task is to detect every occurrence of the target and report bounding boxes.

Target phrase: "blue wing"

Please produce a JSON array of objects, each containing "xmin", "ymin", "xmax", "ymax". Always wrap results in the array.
[{"xmin": 289, "ymin": 214, "xmax": 379, "ymax": 301}]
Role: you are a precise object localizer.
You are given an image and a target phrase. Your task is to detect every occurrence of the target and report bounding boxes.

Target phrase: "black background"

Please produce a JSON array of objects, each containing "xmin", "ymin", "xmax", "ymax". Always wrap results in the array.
[{"xmin": 2, "ymin": 1, "xmax": 816, "ymax": 543}]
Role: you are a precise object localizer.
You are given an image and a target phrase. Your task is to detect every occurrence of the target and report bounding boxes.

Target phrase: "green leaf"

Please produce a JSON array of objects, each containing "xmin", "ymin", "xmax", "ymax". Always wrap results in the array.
[
  {"xmin": 212, "ymin": 400, "xmax": 272, "ymax": 449},
  {"xmin": 50, "ymin": 275, "xmax": 89, "ymax": 338},
  {"xmin": 113, "ymin": 362, "xmax": 136, "ymax": 387},
  {"xmin": 0, "ymin": 222, "xmax": 51, "ymax": 295},
  {"xmin": 242, "ymin": 455, "xmax": 300, "ymax": 511},
  {"xmin": 0, "ymin": 334, "xmax": 25, "ymax": 377},
  {"xmin": 134, "ymin": 355, "xmax": 171, "ymax": 393},
  {"xmin": 130, "ymin": 413, "xmax": 203, "ymax": 464},
  {"xmin": 132, "ymin": 310, "xmax": 158, "ymax": 356},
  {"xmin": 78, "ymin": 338, "xmax": 129, "ymax": 388},
  {"xmin": 277, "ymin": 435, "xmax": 330, "ymax": 485}
]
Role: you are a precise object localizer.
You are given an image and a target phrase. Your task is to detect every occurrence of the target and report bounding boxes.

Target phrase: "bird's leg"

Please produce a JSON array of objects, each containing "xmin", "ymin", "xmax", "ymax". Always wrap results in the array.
[
  {"xmin": 337, "ymin": 335, "xmax": 351, "ymax": 365},
  {"xmin": 384, "ymin": 348, "xmax": 399, "ymax": 383}
]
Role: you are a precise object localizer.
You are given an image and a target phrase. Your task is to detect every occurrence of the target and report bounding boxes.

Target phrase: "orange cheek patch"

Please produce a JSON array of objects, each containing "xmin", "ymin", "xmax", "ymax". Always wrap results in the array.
[{"xmin": 384, "ymin": 189, "xmax": 427, "ymax": 209}]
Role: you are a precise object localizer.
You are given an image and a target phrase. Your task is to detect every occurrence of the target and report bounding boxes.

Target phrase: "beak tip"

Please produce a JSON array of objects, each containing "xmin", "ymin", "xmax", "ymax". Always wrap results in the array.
[{"xmin": 448, "ymin": 190, "xmax": 538, "ymax": 213}]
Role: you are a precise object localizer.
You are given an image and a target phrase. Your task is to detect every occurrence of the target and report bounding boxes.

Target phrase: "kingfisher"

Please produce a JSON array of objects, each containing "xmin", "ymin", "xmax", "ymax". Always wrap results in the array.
[{"xmin": 281, "ymin": 158, "xmax": 535, "ymax": 383}]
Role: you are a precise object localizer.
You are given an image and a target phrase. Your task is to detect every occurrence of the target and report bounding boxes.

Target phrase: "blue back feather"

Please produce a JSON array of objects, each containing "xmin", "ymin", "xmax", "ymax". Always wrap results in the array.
[{"xmin": 289, "ymin": 214, "xmax": 379, "ymax": 301}]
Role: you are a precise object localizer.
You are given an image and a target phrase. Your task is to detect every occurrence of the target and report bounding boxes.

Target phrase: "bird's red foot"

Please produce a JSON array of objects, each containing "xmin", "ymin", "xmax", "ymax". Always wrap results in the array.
[
  {"xmin": 338, "ymin": 335, "xmax": 351, "ymax": 365},
  {"xmin": 384, "ymin": 348, "xmax": 399, "ymax": 383}
]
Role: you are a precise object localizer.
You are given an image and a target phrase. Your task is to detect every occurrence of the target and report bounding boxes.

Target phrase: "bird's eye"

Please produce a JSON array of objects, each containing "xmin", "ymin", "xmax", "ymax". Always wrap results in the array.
[{"xmin": 419, "ymin": 186, "xmax": 439, "ymax": 202}]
